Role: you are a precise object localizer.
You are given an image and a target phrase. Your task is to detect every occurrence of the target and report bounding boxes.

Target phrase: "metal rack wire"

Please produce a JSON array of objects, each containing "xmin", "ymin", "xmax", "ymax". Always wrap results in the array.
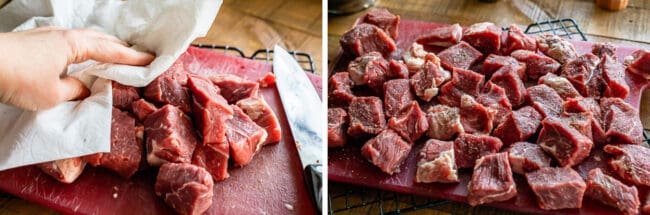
[
  {"xmin": 192, "ymin": 44, "xmax": 316, "ymax": 73},
  {"xmin": 523, "ymin": 18, "xmax": 587, "ymax": 41}
]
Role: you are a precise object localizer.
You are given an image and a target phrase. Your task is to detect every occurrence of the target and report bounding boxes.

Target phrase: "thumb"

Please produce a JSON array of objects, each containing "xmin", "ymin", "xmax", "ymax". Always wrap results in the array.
[{"xmin": 58, "ymin": 77, "xmax": 91, "ymax": 102}]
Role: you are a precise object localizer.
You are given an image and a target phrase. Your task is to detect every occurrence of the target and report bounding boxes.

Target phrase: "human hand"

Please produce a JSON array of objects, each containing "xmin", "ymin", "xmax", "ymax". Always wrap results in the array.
[{"xmin": 0, "ymin": 27, "xmax": 154, "ymax": 111}]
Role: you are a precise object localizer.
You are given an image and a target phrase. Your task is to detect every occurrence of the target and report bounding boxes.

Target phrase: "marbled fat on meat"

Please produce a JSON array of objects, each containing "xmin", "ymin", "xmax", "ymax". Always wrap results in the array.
[
  {"xmin": 415, "ymin": 139, "xmax": 458, "ymax": 183},
  {"xmin": 155, "ymin": 163, "xmax": 213, "ymax": 215},
  {"xmin": 144, "ymin": 105, "xmax": 198, "ymax": 166}
]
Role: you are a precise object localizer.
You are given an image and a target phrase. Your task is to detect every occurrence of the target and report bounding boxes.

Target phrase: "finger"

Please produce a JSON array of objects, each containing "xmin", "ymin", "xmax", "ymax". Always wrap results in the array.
[
  {"xmin": 79, "ymin": 28, "xmax": 129, "ymax": 46},
  {"xmin": 58, "ymin": 77, "xmax": 90, "ymax": 102},
  {"xmin": 73, "ymin": 40, "xmax": 155, "ymax": 66}
]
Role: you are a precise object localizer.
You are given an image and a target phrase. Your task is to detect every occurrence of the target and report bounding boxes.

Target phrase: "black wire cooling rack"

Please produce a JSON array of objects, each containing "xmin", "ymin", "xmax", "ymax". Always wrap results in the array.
[{"xmin": 192, "ymin": 44, "xmax": 316, "ymax": 74}]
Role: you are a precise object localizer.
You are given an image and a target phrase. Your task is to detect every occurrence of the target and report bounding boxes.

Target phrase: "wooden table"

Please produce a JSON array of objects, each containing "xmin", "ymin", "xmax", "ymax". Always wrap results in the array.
[
  {"xmin": 328, "ymin": 0, "xmax": 650, "ymax": 214},
  {"xmin": 0, "ymin": 0, "xmax": 322, "ymax": 214}
]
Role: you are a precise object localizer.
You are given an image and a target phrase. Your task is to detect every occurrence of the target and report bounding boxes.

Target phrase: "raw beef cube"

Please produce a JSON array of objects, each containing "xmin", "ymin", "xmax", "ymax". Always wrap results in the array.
[
  {"xmin": 410, "ymin": 61, "xmax": 451, "ymax": 102},
  {"xmin": 226, "ymin": 105, "xmax": 268, "ymax": 167},
  {"xmin": 328, "ymin": 72, "xmax": 355, "ymax": 107},
  {"xmin": 459, "ymin": 95, "xmax": 494, "ymax": 135},
  {"xmin": 527, "ymin": 84, "xmax": 563, "ymax": 118},
  {"xmin": 144, "ymin": 105, "xmax": 198, "ymax": 166},
  {"xmin": 506, "ymin": 142, "xmax": 551, "ymax": 175},
  {"xmin": 144, "ymin": 73, "xmax": 191, "ymax": 113},
  {"xmin": 563, "ymin": 97, "xmax": 607, "ymax": 145},
  {"xmin": 388, "ymin": 101, "xmax": 428, "ymax": 143},
  {"xmin": 502, "ymin": 24, "xmax": 536, "ymax": 55},
  {"xmin": 538, "ymin": 73, "xmax": 581, "ymax": 100},
  {"xmin": 525, "ymin": 167, "xmax": 586, "ymax": 210},
  {"xmin": 481, "ymin": 54, "xmax": 525, "ymax": 79},
  {"xmin": 462, "ymin": 22, "xmax": 502, "ymax": 55},
  {"xmin": 402, "ymin": 43, "xmax": 441, "ymax": 71},
  {"xmin": 592, "ymin": 42, "xmax": 618, "ymax": 61},
  {"xmin": 236, "ymin": 97, "xmax": 281, "ymax": 145},
  {"xmin": 37, "ymin": 158, "xmax": 86, "ymax": 184},
  {"xmin": 112, "ymin": 81, "xmax": 140, "ymax": 111},
  {"xmin": 560, "ymin": 53, "xmax": 603, "ymax": 97},
  {"xmin": 347, "ymin": 96, "xmax": 386, "ymax": 137},
  {"xmin": 415, "ymin": 139, "xmax": 458, "ymax": 183},
  {"xmin": 537, "ymin": 34, "xmax": 578, "ymax": 64},
  {"xmin": 603, "ymin": 144, "xmax": 650, "ymax": 186},
  {"xmin": 100, "ymin": 108, "xmax": 142, "ymax": 178},
  {"xmin": 438, "ymin": 41, "xmax": 483, "ymax": 71},
  {"xmin": 426, "ymin": 105, "xmax": 463, "ymax": 140},
  {"xmin": 192, "ymin": 143, "xmax": 229, "ymax": 181},
  {"xmin": 363, "ymin": 59, "xmax": 389, "ymax": 93},
  {"xmin": 454, "ymin": 133, "xmax": 503, "ymax": 168},
  {"xmin": 537, "ymin": 117, "xmax": 593, "ymax": 167},
  {"xmin": 560, "ymin": 112, "xmax": 594, "ymax": 140},
  {"xmin": 361, "ymin": 129, "xmax": 412, "ymax": 175},
  {"xmin": 387, "ymin": 60, "xmax": 409, "ymax": 79},
  {"xmin": 340, "ymin": 23, "xmax": 397, "ymax": 57},
  {"xmin": 467, "ymin": 152, "xmax": 517, "ymax": 206},
  {"xmin": 511, "ymin": 50, "xmax": 561, "ymax": 80},
  {"xmin": 363, "ymin": 8, "xmax": 400, "ymax": 39},
  {"xmin": 601, "ymin": 98, "xmax": 643, "ymax": 144},
  {"xmin": 348, "ymin": 52, "xmax": 384, "ymax": 85},
  {"xmin": 416, "ymin": 23, "xmax": 463, "ymax": 47},
  {"xmin": 493, "ymin": 106, "xmax": 542, "ymax": 146},
  {"xmin": 211, "ymin": 74, "xmax": 260, "ymax": 103},
  {"xmin": 476, "ymin": 82, "xmax": 512, "ymax": 127},
  {"xmin": 187, "ymin": 75, "xmax": 233, "ymax": 146},
  {"xmin": 625, "ymin": 49, "xmax": 650, "ymax": 78},
  {"xmin": 598, "ymin": 55, "xmax": 630, "ymax": 98},
  {"xmin": 132, "ymin": 99, "xmax": 158, "ymax": 122},
  {"xmin": 155, "ymin": 163, "xmax": 213, "ymax": 215},
  {"xmin": 490, "ymin": 65, "xmax": 527, "ymax": 107},
  {"xmin": 437, "ymin": 68, "xmax": 485, "ymax": 107},
  {"xmin": 585, "ymin": 168, "xmax": 640, "ymax": 215},
  {"xmin": 328, "ymin": 108, "xmax": 348, "ymax": 147},
  {"xmin": 257, "ymin": 72, "xmax": 276, "ymax": 87},
  {"xmin": 384, "ymin": 79, "xmax": 415, "ymax": 118}
]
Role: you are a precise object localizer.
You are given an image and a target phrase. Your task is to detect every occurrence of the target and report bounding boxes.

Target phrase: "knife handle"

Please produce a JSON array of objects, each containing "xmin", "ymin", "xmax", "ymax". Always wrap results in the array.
[{"xmin": 305, "ymin": 163, "xmax": 322, "ymax": 213}]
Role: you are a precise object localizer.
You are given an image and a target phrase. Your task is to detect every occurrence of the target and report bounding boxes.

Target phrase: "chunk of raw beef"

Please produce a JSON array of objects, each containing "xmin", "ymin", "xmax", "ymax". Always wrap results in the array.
[
  {"xmin": 347, "ymin": 96, "xmax": 386, "ymax": 137},
  {"xmin": 462, "ymin": 22, "xmax": 502, "ymax": 55},
  {"xmin": 505, "ymin": 142, "xmax": 551, "ymax": 175},
  {"xmin": 527, "ymin": 84, "xmax": 563, "ymax": 118},
  {"xmin": 384, "ymin": 79, "xmax": 415, "ymax": 118},
  {"xmin": 187, "ymin": 75, "xmax": 233, "ymax": 146},
  {"xmin": 481, "ymin": 54, "xmax": 525, "ymax": 79},
  {"xmin": 363, "ymin": 8, "xmax": 400, "ymax": 39},
  {"xmin": 415, "ymin": 139, "xmax": 458, "ymax": 183},
  {"xmin": 454, "ymin": 133, "xmax": 503, "ymax": 168},
  {"xmin": 467, "ymin": 152, "xmax": 517, "ymax": 206},
  {"xmin": 387, "ymin": 60, "xmax": 409, "ymax": 79},
  {"xmin": 493, "ymin": 106, "xmax": 542, "ymax": 146},
  {"xmin": 426, "ymin": 105, "xmax": 463, "ymax": 140},
  {"xmin": 624, "ymin": 49, "xmax": 650, "ymax": 79},
  {"xmin": 409, "ymin": 61, "xmax": 451, "ymax": 102},
  {"xmin": 144, "ymin": 105, "xmax": 198, "ymax": 166},
  {"xmin": 603, "ymin": 144, "xmax": 650, "ymax": 186},
  {"xmin": 361, "ymin": 129, "xmax": 412, "ymax": 175},
  {"xmin": 437, "ymin": 41, "xmax": 483, "ymax": 71},
  {"xmin": 563, "ymin": 97, "xmax": 607, "ymax": 145},
  {"xmin": 490, "ymin": 65, "xmax": 527, "ymax": 107},
  {"xmin": 476, "ymin": 82, "xmax": 512, "ymax": 127},
  {"xmin": 100, "ymin": 108, "xmax": 142, "ymax": 178},
  {"xmin": 226, "ymin": 105, "xmax": 268, "ymax": 167},
  {"xmin": 144, "ymin": 64, "xmax": 191, "ymax": 113},
  {"xmin": 155, "ymin": 163, "xmax": 213, "ymax": 215},
  {"xmin": 592, "ymin": 42, "xmax": 618, "ymax": 61},
  {"xmin": 600, "ymin": 97, "xmax": 643, "ymax": 144},
  {"xmin": 585, "ymin": 168, "xmax": 640, "ymax": 215},
  {"xmin": 560, "ymin": 53, "xmax": 603, "ymax": 97},
  {"xmin": 328, "ymin": 72, "xmax": 355, "ymax": 107},
  {"xmin": 598, "ymin": 55, "xmax": 630, "ymax": 98},
  {"xmin": 37, "ymin": 158, "xmax": 86, "ymax": 184},
  {"xmin": 257, "ymin": 72, "xmax": 276, "ymax": 87},
  {"xmin": 502, "ymin": 24, "xmax": 536, "ymax": 55},
  {"xmin": 210, "ymin": 74, "xmax": 260, "ymax": 103},
  {"xmin": 437, "ymin": 68, "xmax": 485, "ymax": 107},
  {"xmin": 511, "ymin": 50, "xmax": 561, "ymax": 80},
  {"xmin": 459, "ymin": 95, "xmax": 494, "ymax": 135},
  {"xmin": 416, "ymin": 23, "xmax": 463, "ymax": 47},
  {"xmin": 537, "ymin": 34, "xmax": 578, "ymax": 64},
  {"xmin": 340, "ymin": 23, "xmax": 396, "ymax": 57},
  {"xmin": 525, "ymin": 167, "xmax": 586, "ymax": 210},
  {"xmin": 388, "ymin": 101, "xmax": 428, "ymax": 143},
  {"xmin": 363, "ymin": 59, "xmax": 389, "ymax": 93},
  {"xmin": 537, "ymin": 117, "xmax": 593, "ymax": 167},
  {"xmin": 328, "ymin": 108, "xmax": 348, "ymax": 147},
  {"xmin": 112, "ymin": 81, "xmax": 140, "ymax": 111},
  {"xmin": 236, "ymin": 97, "xmax": 282, "ymax": 145},
  {"xmin": 192, "ymin": 143, "xmax": 229, "ymax": 182},
  {"xmin": 347, "ymin": 52, "xmax": 385, "ymax": 85},
  {"xmin": 537, "ymin": 73, "xmax": 581, "ymax": 100},
  {"xmin": 132, "ymin": 99, "xmax": 158, "ymax": 122},
  {"xmin": 402, "ymin": 43, "xmax": 440, "ymax": 71}
]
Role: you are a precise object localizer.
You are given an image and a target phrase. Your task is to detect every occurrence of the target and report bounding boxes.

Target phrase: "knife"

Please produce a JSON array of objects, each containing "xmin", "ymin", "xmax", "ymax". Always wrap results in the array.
[{"xmin": 272, "ymin": 45, "xmax": 323, "ymax": 212}]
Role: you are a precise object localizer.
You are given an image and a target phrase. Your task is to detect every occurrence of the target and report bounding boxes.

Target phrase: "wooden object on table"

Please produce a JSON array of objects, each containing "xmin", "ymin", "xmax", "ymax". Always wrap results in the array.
[{"xmin": 596, "ymin": 0, "xmax": 629, "ymax": 11}]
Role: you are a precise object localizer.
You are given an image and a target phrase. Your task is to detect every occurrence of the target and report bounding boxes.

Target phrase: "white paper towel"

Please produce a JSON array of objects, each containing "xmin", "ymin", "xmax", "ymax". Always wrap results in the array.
[{"xmin": 0, "ymin": 0, "xmax": 222, "ymax": 170}]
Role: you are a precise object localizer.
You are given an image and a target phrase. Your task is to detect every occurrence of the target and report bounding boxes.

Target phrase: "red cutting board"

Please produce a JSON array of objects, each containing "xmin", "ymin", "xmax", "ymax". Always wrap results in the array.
[
  {"xmin": 0, "ymin": 47, "xmax": 321, "ymax": 215},
  {"xmin": 329, "ymin": 19, "xmax": 650, "ymax": 214}
]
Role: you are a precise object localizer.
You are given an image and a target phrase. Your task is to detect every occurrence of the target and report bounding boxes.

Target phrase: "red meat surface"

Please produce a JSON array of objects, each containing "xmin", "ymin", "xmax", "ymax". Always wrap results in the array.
[
  {"xmin": 384, "ymin": 79, "xmax": 415, "ymax": 118},
  {"xmin": 502, "ymin": 24, "xmax": 536, "ymax": 55},
  {"xmin": 225, "ymin": 105, "xmax": 267, "ymax": 167},
  {"xmin": 598, "ymin": 55, "xmax": 630, "ymax": 98},
  {"xmin": 527, "ymin": 84, "xmax": 564, "ymax": 118},
  {"xmin": 425, "ymin": 105, "xmax": 463, "ymax": 140},
  {"xmin": 187, "ymin": 75, "xmax": 233, "ymax": 146},
  {"xmin": 143, "ymin": 64, "xmax": 192, "ymax": 113},
  {"xmin": 438, "ymin": 41, "xmax": 483, "ymax": 71},
  {"xmin": 144, "ymin": 105, "xmax": 198, "ymax": 166},
  {"xmin": 100, "ymin": 108, "xmax": 142, "ymax": 179},
  {"xmin": 347, "ymin": 96, "xmax": 387, "ymax": 137},
  {"xmin": 505, "ymin": 142, "xmax": 551, "ymax": 175},
  {"xmin": 236, "ymin": 97, "xmax": 282, "ymax": 145},
  {"xmin": 388, "ymin": 101, "xmax": 428, "ymax": 143},
  {"xmin": 387, "ymin": 59, "xmax": 409, "ymax": 79},
  {"xmin": 600, "ymin": 97, "xmax": 644, "ymax": 144},
  {"xmin": 585, "ymin": 168, "xmax": 639, "ymax": 215},
  {"xmin": 340, "ymin": 23, "xmax": 397, "ymax": 57},
  {"xmin": 363, "ymin": 8, "xmax": 400, "ymax": 39},
  {"xmin": 459, "ymin": 95, "xmax": 494, "ymax": 135},
  {"xmin": 112, "ymin": 81, "xmax": 140, "ymax": 111},
  {"xmin": 131, "ymin": 99, "xmax": 158, "ymax": 122},
  {"xmin": 591, "ymin": 42, "xmax": 618, "ymax": 61},
  {"xmin": 210, "ymin": 74, "xmax": 260, "ymax": 103},
  {"xmin": 437, "ymin": 68, "xmax": 485, "ymax": 107},
  {"xmin": 155, "ymin": 163, "xmax": 213, "ymax": 215},
  {"xmin": 511, "ymin": 50, "xmax": 561, "ymax": 80},
  {"xmin": 409, "ymin": 61, "xmax": 451, "ymax": 102},
  {"xmin": 327, "ymin": 108, "xmax": 348, "ymax": 148},
  {"xmin": 560, "ymin": 53, "xmax": 603, "ymax": 97},
  {"xmin": 603, "ymin": 144, "xmax": 650, "ymax": 186},
  {"xmin": 481, "ymin": 54, "xmax": 525, "ymax": 79},
  {"xmin": 328, "ymin": 72, "xmax": 355, "ymax": 107},
  {"xmin": 537, "ymin": 34, "xmax": 578, "ymax": 64},
  {"xmin": 537, "ymin": 117, "xmax": 593, "ymax": 167},
  {"xmin": 537, "ymin": 73, "xmax": 581, "ymax": 100},
  {"xmin": 476, "ymin": 81, "xmax": 512, "ymax": 127},
  {"xmin": 492, "ymin": 106, "xmax": 542, "ymax": 146},
  {"xmin": 361, "ymin": 129, "xmax": 412, "ymax": 175},
  {"xmin": 624, "ymin": 49, "xmax": 650, "ymax": 78},
  {"xmin": 490, "ymin": 65, "xmax": 527, "ymax": 107},
  {"xmin": 415, "ymin": 139, "xmax": 458, "ymax": 183},
  {"xmin": 525, "ymin": 167, "xmax": 586, "ymax": 210},
  {"xmin": 462, "ymin": 22, "xmax": 502, "ymax": 55},
  {"xmin": 454, "ymin": 133, "xmax": 503, "ymax": 168},
  {"xmin": 347, "ymin": 52, "xmax": 384, "ymax": 85},
  {"xmin": 467, "ymin": 152, "xmax": 517, "ymax": 206},
  {"xmin": 416, "ymin": 23, "xmax": 462, "ymax": 47}
]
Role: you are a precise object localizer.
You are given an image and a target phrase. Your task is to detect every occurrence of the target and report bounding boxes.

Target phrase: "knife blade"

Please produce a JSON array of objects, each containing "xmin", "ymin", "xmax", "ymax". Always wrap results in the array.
[{"xmin": 272, "ymin": 45, "xmax": 323, "ymax": 212}]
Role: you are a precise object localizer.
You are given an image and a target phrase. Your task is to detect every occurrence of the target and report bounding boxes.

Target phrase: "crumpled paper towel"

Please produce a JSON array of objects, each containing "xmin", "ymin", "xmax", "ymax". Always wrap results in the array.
[{"xmin": 0, "ymin": 0, "xmax": 222, "ymax": 170}]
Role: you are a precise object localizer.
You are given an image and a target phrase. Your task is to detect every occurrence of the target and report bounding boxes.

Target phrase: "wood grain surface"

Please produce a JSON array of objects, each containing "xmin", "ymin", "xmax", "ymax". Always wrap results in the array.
[{"xmin": 328, "ymin": 0, "xmax": 650, "ymax": 214}]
